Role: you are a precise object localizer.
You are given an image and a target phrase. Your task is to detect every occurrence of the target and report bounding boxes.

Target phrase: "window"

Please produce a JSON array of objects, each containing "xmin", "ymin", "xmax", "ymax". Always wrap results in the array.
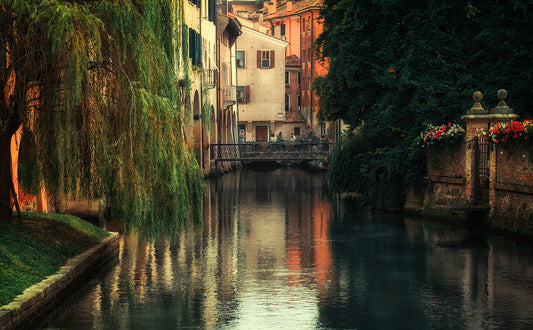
[
  {"xmin": 297, "ymin": 71, "xmax": 301, "ymax": 85},
  {"xmin": 237, "ymin": 86, "xmax": 250, "ymax": 104},
  {"xmin": 308, "ymin": 48, "xmax": 311, "ymax": 62},
  {"xmin": 261, "ymin": 51, "xmax": 270, "ymax": 68},
  {"xmin": 238, "ymin": 124, "xmax": 246, "ymax": 142},
  {"xmin": 297, "ymin": 94, "xmax": 301, "ymax": 111},
  {"xmin": 285, "ymin": 71, "xmax": 289, "ymax": 85},
  {"xmin": 257, "ymin": 50, "xmax": 275, "ymax": 69},
  {"xmin": 302, "ymin": 18, "xmax": 305, "ymax": 33},
  {"xmin": 236, "ymin": 50, "xmax": 245, "ymax": 68},
  {"xmin": 285, "ymin": 94, "xmax": 290, "ymax": 111},
  {"xmin": 294, "ymin": 127, "xmax": 300, "ymax": 136},
  {"xmin": 302, "ymin": 49, "xmax": 306, "ymax": 64},
  {"xmin": 188, "ymin": 27, "xmax": 202, "ymax": 67},
  {"xmin": 280, "ymin": 23, "xmax": 286, "ymax": 36}
]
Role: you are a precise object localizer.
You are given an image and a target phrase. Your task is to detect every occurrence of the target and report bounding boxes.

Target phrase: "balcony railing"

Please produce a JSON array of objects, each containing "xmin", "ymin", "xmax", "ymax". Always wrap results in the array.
[
  {"xmin": 211, "ymin": 142, "xmax": 332, "ymax": 163},
  {"xmin": 223, "ymin": 86, "xmax": 236, "ymax": 107},
  {"xmin": 206, "ymin": 68, "xmax": 218, "ymax": 88}
]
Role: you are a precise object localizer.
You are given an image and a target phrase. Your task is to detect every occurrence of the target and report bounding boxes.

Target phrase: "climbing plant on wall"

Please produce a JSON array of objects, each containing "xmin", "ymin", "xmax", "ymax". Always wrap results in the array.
[{"xmin": 1, "ymin": 0, "xmax": 204, "ymax": 238}]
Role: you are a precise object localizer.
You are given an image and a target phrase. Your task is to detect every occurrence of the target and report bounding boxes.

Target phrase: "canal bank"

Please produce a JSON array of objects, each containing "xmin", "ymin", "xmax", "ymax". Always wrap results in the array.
[{"xmin": 0, "ymin": 231, "xmax": 119, "ymax": 329}]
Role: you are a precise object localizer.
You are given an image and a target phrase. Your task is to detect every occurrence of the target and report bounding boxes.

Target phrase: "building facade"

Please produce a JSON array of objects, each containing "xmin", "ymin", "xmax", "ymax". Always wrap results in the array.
[
  {"xmin": 263, "ymin": 0, "xmax": 329, "ymax": 136},
  {"xmin": 233, "ymin": 23, "xmax": 289, "ymax": 141},
  {"xmin": 217, "ymin": 11, "xmax": 242, "ymax": 170}
]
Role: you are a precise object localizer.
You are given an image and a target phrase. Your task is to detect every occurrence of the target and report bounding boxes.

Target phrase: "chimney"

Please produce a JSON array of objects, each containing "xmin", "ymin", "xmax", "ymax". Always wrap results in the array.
[
  {"xmin": 287, "ymin": 1, "xmax": 293, "ymax": 12},
  {"xmin": 267, "ymin": 0, "xmax": 277, "ymax": 14}
]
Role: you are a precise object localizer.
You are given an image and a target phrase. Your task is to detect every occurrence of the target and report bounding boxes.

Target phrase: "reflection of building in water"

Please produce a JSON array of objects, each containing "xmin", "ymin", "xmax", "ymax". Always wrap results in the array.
[
  {"xmin": 55, "ymin": 168, "xmax": 533, "ymax": 329},
  {"xmin": 236, "ymin": 167, "xmax": 334, "ymax": 295}
]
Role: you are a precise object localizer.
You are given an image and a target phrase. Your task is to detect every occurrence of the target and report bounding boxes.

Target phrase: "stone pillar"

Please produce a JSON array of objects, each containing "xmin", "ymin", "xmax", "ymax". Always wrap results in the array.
[{"xmin": 462, "ymin": 90, "xmax": 518, "ymax": 206}]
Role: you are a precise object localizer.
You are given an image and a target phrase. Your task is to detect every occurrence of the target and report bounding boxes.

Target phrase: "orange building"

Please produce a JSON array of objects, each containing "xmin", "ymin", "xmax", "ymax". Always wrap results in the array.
[{"xmin": 263, "ymin": 0, "xmax": 331, "ymax": 137}]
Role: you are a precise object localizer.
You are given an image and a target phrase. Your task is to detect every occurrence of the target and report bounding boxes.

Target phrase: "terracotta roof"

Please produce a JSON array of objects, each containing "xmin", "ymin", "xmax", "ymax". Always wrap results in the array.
[
  {"xmin": 285, "ymin": 54, "xmax": 301, "ymax": 66},
  {"xmin": 285, "ymin": 111, "xmax": 306, "ymax": 123},
  {"xmin": 265, "ymin": 0, "xmax": 324, "ymax": 20}
]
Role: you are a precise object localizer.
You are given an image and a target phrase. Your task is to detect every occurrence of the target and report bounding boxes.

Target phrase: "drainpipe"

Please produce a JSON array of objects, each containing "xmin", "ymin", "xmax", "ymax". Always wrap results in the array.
[
  {"xmin": 234, "ymin": 37, "xmax": 240, "ymax": 145},
  {"xmin": 199, "ymin": 3, "xmax": 205, "ymax": 169},
  {"xmin": 310, "ymin": 10, "xmax": 314, "ymax": 134},
  {"xmin": 297, "ymin": 12, "xmax": 305, "ymax": 129}
]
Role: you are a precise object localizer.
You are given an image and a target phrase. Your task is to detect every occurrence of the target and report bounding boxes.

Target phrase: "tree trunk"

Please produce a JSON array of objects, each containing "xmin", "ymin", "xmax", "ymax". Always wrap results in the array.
[{"xmin": 0, "ymin": 133, "xmax": 13, "ymax": 223}]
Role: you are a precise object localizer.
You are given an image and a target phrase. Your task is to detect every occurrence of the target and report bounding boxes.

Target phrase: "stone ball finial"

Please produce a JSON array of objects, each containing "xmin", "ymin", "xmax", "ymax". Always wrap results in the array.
[
  {"xmin": 492, "ymin": 89, "xmax": 513, "ymax": 114},
  {"xmin": 467, "ymin": 91, "xmax": 486, "ymax": 115},
  {"xmin": 497, "ymin": 89, "xmax": 508, "ymax": 101},
  {"xmin": 473, "ymin": 91, "xmax": 483, "ymax": 102}
]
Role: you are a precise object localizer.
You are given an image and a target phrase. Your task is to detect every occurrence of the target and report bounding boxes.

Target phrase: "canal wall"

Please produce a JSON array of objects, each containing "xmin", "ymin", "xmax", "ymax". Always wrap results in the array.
[
  {"xmin": 490, "ymin": 146, "xmax": 533, "ymax": 232},
  {"xmin": 0, "ymin": 232, "xmax": 120, "ymax": 329},
  {"xmin": 407, "ymin": 90, "xmax": 533, "ymax": 236}
]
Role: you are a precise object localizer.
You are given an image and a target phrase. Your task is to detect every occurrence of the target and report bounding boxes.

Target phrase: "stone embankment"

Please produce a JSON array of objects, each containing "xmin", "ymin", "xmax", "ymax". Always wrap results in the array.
[{"xmin": 0, "ymin": 232, "xmax": 120, "ymax": 329}]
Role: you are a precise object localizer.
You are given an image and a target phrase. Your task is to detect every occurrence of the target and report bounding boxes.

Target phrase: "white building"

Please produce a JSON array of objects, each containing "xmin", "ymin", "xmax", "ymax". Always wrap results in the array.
[{"xmin": 233, "ymin": 21, "xmax": 289, "ymax": 141}]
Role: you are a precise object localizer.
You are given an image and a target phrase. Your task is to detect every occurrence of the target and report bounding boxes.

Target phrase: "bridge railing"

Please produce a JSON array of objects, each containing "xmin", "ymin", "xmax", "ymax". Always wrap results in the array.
[{"xmin": 211, "ymin": 141, "xmax": 331, "ymax": 162}]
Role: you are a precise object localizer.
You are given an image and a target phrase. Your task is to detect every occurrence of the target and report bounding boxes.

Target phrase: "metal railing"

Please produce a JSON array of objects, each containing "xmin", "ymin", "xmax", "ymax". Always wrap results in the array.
[{"xmin": 211, "ymin": 142, "xmax": 331, "ymax": 162}]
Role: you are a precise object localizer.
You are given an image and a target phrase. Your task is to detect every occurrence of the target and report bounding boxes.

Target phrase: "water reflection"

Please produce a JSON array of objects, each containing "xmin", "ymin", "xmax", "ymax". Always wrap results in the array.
[{"xmin": 50, "ymin": 167, "xmax": 533, "ymax": 329}]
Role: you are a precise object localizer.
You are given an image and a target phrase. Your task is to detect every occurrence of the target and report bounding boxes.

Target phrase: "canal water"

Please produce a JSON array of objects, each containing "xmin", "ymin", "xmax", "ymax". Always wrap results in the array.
[{"xmin": 49, "ymin": 167, "xmax": 533, "ymax": 329}]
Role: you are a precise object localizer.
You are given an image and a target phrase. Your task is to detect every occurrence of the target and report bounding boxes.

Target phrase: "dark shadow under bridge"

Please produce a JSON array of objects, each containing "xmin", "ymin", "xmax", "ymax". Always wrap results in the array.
[{"xmin": 211, "ymin": 142, "xmax": 332, "ymax": 163}]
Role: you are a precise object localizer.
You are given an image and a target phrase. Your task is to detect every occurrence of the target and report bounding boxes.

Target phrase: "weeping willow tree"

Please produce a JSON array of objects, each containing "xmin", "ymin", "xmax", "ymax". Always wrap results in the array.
[{"xmin": 0, "ymin": 0, "xmax": 204, "ymax": 236}]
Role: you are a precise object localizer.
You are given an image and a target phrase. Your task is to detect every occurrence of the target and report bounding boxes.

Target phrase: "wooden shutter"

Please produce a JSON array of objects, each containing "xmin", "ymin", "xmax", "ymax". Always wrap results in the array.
[
  {"xmin": 196, "ymin": 33, "xmax": 202, "ymax": 66},
  {"xmin": 270, "ymin": 50, "xmax": 275, "ymax": 68},
  {"xmin": 245, "ymin": 85, "xmax": 250, "ymax": 103},
  {"xmin": 188, "ymin": 28, "xmax": 194, "ymax": 60},
  {"xmin": 257, "ymin": 50, "xmax": 261, "ymax": 68}
]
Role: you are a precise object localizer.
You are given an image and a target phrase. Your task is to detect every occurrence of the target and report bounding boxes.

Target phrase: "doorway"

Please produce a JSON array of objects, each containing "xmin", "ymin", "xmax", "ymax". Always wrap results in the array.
[{"xmin": 256, "ymin": 126, "xmax": 268, "ymax": 141}]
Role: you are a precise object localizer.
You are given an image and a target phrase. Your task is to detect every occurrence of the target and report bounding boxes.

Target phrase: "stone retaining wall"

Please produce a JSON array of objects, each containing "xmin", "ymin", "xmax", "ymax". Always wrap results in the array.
[{"xmin": 0, "ymin": 232, "xmax": 120, "ymax": 329}]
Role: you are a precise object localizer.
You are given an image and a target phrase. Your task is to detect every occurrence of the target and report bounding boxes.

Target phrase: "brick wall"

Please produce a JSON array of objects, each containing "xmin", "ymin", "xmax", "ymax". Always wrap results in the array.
[
  {"xmin": 491, "ymin": 146, "xmax": 533, "ymax": 228},
  {"xmin": 419, "ymin": 114, "xmax": 533, "ymax": 235},
  {"xmin": 425, "ymin": 142, "xmax": 467, "ymax": 206}
]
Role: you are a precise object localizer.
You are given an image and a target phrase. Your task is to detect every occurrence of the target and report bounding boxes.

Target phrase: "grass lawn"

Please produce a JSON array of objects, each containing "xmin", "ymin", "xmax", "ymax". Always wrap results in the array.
[{"xmin": 0, "ymin": 212, "xmax": 110, "ymax": 306}]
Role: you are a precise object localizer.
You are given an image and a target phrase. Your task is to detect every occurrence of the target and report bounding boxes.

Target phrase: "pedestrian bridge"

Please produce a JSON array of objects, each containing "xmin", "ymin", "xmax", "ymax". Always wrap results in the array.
[{"xmin": 210, "ymin": 142, "xmax": 332, "ymax": 163}]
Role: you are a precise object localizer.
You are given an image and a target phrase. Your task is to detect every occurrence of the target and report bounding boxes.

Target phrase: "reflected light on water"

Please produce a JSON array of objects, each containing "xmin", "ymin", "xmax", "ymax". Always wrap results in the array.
[{"xmin": 48, "ymin": 167, "xmax": 533, "ymax": 329}]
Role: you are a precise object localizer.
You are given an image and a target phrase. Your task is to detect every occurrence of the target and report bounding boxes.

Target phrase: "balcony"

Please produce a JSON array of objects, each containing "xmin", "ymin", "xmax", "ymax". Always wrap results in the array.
[
  {"xmin": 206, "ymin": 68, "xmax": 218, "ymax": 88},
  {"xmin": 223, "ymin": 86, "xmax": 236, "ymax": 107}
]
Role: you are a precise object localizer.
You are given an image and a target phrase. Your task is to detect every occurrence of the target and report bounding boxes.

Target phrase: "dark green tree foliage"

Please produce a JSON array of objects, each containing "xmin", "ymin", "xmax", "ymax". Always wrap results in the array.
[
  {"xmin": 315, "ymin": 0, "xmax": 532, "ymax": 209},
  {"xmin": 1, "ymin": 0, "xmax": 203, "ymax": 238}
]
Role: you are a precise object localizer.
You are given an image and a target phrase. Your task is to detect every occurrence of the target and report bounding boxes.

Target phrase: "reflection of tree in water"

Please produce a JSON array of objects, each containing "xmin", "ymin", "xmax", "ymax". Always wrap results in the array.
[{"xmin": 322, "ymin": 200, "xmax": 533, "ymax": 329}]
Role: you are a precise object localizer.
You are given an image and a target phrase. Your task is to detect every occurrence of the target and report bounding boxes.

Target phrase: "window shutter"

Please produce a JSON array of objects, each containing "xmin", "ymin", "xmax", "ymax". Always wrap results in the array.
[
  {"xmin": 245, "ymin": 85, "xmax": 250, "ymax": 103},
  {"xmin": 257, "ymin": 50, "xmax": 261, "ymax": 68},
  {"xmin": 270, "ymin": 50, "xmax": 275, "ymax": 68},
  {"xmin": 188, "ymin": 28, "xmax": 194, "ymax": 60},
  {"xmin": 197, "ymin": 34, "xmax": 202, "ymax": 66}
]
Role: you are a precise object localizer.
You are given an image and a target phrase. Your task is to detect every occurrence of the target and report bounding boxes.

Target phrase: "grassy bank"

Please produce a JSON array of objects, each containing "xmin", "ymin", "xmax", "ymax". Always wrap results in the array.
[{"xmin": 0, "ymin": 212, "xmax": 110, "ymax": 306}]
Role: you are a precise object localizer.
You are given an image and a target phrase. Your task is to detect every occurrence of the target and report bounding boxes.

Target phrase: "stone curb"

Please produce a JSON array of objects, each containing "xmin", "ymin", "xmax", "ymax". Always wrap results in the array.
[{"xmin": 0, "ymin": 232, "xmax": 120, "ymax": 329}]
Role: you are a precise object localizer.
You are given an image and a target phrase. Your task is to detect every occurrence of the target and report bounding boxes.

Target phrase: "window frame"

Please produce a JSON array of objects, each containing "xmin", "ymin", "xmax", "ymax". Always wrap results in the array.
[
  {"xmin": 261, "ymin": 51, "xmax": 270, "ymax": 68},
  {"xmin": 237, "ymin": 85, "xmax": 250, "ymax": 104},
  {"xmin": 236, "ymin": 50, "xmax": 245, "ymax": 68}
]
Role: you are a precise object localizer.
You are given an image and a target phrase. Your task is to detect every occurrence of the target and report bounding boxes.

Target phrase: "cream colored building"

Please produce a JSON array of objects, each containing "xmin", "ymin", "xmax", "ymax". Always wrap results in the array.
[{"xmin": 234, "ymin": 23, "xmax": 289, "ymax": 141}]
